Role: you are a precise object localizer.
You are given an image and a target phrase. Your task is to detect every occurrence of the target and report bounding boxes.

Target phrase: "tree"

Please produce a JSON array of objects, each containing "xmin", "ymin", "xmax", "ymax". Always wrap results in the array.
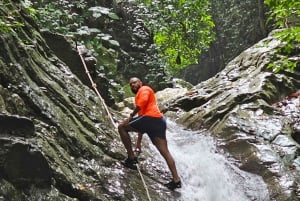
[{"xmin": 136, "ymin": 0, "xmax": 215, "ymax": 74}]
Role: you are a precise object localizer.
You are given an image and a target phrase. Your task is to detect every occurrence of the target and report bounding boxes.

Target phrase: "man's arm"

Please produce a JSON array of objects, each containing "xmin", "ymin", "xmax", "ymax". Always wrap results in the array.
[{"xmin": 130, "ymin": 106, "xmax": 141, "ymax": 118}]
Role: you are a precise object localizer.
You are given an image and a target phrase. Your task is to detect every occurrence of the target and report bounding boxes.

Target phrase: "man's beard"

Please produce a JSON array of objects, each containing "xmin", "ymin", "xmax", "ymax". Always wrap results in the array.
[{"xmin": 131, "ymin": 86, "xmax": 140, "ymax": 94}]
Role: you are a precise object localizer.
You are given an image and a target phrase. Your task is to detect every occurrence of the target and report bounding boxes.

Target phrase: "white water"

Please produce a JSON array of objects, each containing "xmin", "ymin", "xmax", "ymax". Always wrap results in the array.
[{"xmin": 152, "ymin": 120, "xmax": 270, "ymax": 201}]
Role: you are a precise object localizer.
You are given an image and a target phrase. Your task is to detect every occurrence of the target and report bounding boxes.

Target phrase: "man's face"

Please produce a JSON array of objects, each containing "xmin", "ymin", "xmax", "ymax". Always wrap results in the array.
[{"xmin": 129, "ymin": 78, "xmax": 142, "ymax": 94}]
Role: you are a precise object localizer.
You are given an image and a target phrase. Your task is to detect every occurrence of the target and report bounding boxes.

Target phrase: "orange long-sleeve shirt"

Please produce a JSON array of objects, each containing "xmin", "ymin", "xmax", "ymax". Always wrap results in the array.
[{"xmin": 135, "ymin": 86, "xmax": 163, "ymax": 117}]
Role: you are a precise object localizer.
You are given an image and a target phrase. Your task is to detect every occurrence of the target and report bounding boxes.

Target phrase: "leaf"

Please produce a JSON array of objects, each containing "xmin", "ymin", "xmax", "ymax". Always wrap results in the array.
[
  {"xmin": 108, "ymin": 12, "xmax": 120, "ymax": 20},
  {"xmin": 101, "ymin": 34, "xmax": 112, "ymax": 41},
  {"xmin": 77, "ymin": 29, "xmax": 89, "ymax": 35},
  {"xmin": 92, "ymin": 12, "xmax": 102, "ymax": 18},
  {"xmin": 89, "ymin": 28, "xmax": 101, "ymax": 33},
  {"xmin": 108, "ymin": 39, "xmax": 120, "ymax": 46},
  {"xmin": 88, "ymin": 6, "xmax": 110, "ymax": 15}
]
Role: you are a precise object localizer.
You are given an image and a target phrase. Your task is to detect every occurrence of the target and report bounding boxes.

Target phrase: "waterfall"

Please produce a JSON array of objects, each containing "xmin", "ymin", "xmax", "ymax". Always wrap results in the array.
[{"xmin": 151, "ymin": 119, "xmax": 270, "ymax": 201}]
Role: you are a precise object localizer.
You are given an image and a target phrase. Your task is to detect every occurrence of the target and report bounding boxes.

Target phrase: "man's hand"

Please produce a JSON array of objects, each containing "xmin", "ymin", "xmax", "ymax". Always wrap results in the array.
[{"xmin": 120, "ymin": 116, "xmax": 132, "ymax": 127}]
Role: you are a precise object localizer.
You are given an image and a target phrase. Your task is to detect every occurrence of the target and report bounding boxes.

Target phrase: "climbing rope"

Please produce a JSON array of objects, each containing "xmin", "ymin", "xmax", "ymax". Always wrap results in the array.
[
  {"xmin": 76, "ymin": 45, "xmax": 116, "ymax": 128},
  {"xmin": 137, "ymin": 164, "xmax": 152, "ymax": 201},
  {"xmin": 77, "ymin": 45, "xmax": 152, "ymax": 201},
  {"xmin": 135, "ymin": 152, "xmax": 152, "ymax": 201}
]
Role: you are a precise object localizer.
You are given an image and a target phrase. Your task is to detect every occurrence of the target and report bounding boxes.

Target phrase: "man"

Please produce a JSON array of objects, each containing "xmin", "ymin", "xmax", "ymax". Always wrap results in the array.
[{"xmin": 118, "ymin": 77, "xmax": 181, "ymax": 190}]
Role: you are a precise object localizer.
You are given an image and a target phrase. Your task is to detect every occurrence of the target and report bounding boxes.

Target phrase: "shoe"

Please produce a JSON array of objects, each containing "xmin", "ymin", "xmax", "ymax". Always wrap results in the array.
[
  {"xmin": 165, "ymin": 180, "xmax": 182, "ymax": 190},
  {"xmin": 121, "ymin": 157, "xmax": 138, "ymax": 170}
]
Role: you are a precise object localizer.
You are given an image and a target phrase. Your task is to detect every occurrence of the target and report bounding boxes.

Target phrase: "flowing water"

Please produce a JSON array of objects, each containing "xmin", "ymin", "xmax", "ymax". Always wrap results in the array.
[{"xmin": 151, "ymin": 120, "xmax": 270, "ymax": 201}]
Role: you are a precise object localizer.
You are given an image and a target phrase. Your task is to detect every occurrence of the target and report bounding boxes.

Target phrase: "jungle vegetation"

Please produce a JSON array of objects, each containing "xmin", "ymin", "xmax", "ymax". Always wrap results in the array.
[{"xmin": 1, "ymin": 0, "xmax": 299, "ymax": 75}]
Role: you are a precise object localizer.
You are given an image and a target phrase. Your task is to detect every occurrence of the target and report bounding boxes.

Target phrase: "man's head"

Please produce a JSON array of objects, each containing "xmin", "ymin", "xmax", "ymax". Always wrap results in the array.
[{"xmin": 129, "ymin": 77, "xmax": 143, "ymax": 94}]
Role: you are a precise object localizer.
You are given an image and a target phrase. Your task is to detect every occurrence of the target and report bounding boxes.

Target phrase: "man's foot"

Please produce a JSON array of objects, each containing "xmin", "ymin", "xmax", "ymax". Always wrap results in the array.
[
  {"xmin": 121, "ymin": 157, "xmax": 138, "ymax": 170},
  {"xmin": 165, "ymin": 180, "xmax": 182, "ymax": 190}
]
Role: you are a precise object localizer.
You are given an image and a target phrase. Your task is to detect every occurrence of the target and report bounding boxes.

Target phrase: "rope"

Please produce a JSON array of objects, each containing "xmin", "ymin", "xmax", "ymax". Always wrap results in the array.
[
  {"xmin": 134, "ymin": 151, "xmax": 152, "ymax": 201},
  {"xmin": 136, "ymin": 162, "xmax": 152, "ymax": 201},
  {"xmin": 76, "ymin": 45, "xmax": 152, "ymax": 201},
  {"xmin": 76, "ymin": 45, "xmax": 116, "ymax": 128}
]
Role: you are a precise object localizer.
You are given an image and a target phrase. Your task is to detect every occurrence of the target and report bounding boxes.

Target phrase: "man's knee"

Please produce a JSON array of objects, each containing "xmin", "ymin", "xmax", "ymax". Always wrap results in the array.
[
  {"xmin": 118, "ymin": 124, "xmax": 134, "ymax": 134},
  {"xmin": 118, "ymin": 124, "xmax": 125, "ymax": 134}
]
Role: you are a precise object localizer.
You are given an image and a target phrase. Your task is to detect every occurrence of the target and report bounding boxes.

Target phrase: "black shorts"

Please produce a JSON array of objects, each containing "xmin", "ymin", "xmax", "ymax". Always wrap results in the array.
[{"xmin": 129, "ymin": 116, "xmax": 166, "ymax": 140}]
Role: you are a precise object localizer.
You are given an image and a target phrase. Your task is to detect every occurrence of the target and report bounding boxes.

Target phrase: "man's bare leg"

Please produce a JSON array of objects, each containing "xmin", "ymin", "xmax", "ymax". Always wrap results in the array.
[
  {"xmin": 118, "ymin": 124, "xmax": 137, "ymax": 160},
  {"xmin": 135, "ymin": 132, "xmax": 143, "ymax": 152},
  {"xmin": 151, "ymin": 137, "xmax": 180, "ymax": 182}
]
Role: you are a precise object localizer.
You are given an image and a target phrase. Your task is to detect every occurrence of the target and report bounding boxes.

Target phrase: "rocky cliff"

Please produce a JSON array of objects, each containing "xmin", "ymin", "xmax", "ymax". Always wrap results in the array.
[
  {"xmin": 0, "ymin": 1, "xmax": 170, "ymax": 200},
  {"xmin": 1, "ymin": 1, "xmax": 300, "ymax": 201},
  {"xmin": 157, "ymin": 31, "xmax": 300, "ymax": 200}
]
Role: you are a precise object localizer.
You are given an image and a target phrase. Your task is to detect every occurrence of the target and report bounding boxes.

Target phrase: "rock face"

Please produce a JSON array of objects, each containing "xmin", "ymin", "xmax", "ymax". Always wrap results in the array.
[
  {"xmin": 0, "ymin": 1, "xmax": 170, "ymax": 200},
  {"xmin": 41, "ymin": 31, "xmax": 115, "ymax": 107},
  {"xmin": 110, "ymin": 1, "xmax": 171, "ymax": 91},
  {"xmin": 160, "ymin": 32, "xmax": 300, "ymax": 200},
  {"xmin": 1, "ymin": 1, "xmax": 300, "ymax": 201}
]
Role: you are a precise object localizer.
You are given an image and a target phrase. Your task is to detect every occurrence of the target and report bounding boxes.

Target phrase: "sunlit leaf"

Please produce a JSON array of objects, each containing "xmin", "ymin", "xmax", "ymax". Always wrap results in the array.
[
  {"xmin": 108, "ymin": 12, "xmax": 119, "ymax": 20},
  {"xmin": 88, "ymin": 6, "xmax": 110, "ymax": 15},
  {"xmin": 92, "ymin": 12, "xmax": 102, "ymax": 18},
  {"xmin": 101, "ymin": 35, "xmax": 112, "ymax": 41},
  {"xmin": 109, "ymin": 40, "xmax": 120, "ymax": 46},
  {"xmin": 89, "ymin": 28, "xmax": 101, "ymax": 33}
]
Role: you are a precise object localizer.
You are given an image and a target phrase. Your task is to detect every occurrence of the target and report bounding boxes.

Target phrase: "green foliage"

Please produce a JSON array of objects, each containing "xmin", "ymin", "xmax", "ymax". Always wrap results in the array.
[
  {"xmin": 32, "ymin": 1, "xmax": 119, "ymax": 37},
  {"xmin": 274, "ymin": 27, "xmax": 300, "ymax": 54},
  {"xmin": 30, "ymin": 0, "xmax": 125, "ymax": 101},
  {"xmin": 136, "ymin": 0, "xmax": 215, "ymax": 74},
  {"xmin": 31, "ymin": 0, "xmax": 120, "ymax": 74},
  {"xmin": 0, "ymin": 19, "xmax": 11, "ymax": 33},
  {"xmin": 88, "ymin": 6, "xmax": 120, "ymax": 20},
  {"xmin": 0, "ymin": 19, "xmax": 24, "ymax": 33},
  {"xmin": 0, "ymin": 2, "xmax": 24, "ymax": 33},
  {"xmin": 268, "ymin": 27, "xmax": 300, "ymax": 73},
  {"xmin": 265, "ymin": 0, "xmax": 300, "ymax": 73},
  {"xmin": 33, "ymin": 1, "xmax": 87, "ymax": 34},
  {"xmin": 268, "ymin": 56, "xmax": 297, "ymax": 73},
  {"xmin": 264, "ymin": 0, "xmax": 299, "ymax": 28},
  {"xmin": 23, "ymin": 0, "xmax": 37, "ymax": 19}
]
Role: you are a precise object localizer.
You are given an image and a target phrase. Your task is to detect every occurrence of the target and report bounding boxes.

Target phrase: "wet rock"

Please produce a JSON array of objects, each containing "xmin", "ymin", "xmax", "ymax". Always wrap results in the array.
[
  {"xmin": 156, "ymin": 88, "xmax": 188, "ymax": 113},
  {"xmin": 42, "ymin": 31, "xmax": 115, "ymax": 106},
  {"xmin": 0, "ymin": 114, "xmax": 34, "ymax": 137},
  {"xmin": 164, "ymin": 31, "xmax": 300, "ymax": 200},
  {"xmin": 1, "ymin": 1, "xmax": 300, "ymax": 200},
  {"xmin": 292, "ymin": 130, "xmax": 300, "ymax": 144},
  {"xmin": 0, "ymin": 1, "xmax": 167, "ymax": 200},
  {"xmin": 0, "ymin": 179, "xmax": 23, "ymax": 200},
  {"xmin": 1, "ymin": 142, "xmax": 52, "ymax": 188}
]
